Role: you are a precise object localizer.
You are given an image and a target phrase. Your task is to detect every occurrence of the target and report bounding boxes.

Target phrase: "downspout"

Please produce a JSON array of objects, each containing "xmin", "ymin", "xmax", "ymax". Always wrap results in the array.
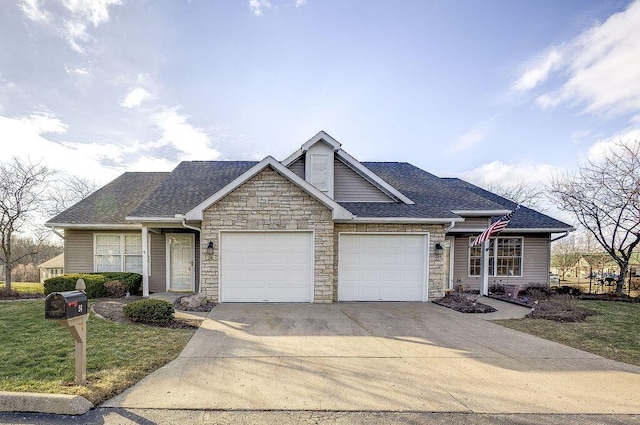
[
  {"xmin": 180, "ymin": 217, "xmax": 202, "ymax": 294},
  {"xmin": 444, "ymin": 221, "xmax": 456, "ymax": 233},
  {"xmin": 550, "ymin": 231, "xmax": 569, "ymax": 242},
  {"xmin": 50, "ymin": 227, "xmax": 65, "ymax": 240}
]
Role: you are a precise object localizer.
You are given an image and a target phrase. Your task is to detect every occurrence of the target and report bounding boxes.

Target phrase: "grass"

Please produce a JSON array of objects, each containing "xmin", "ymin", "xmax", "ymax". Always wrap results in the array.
[
  {"xmin": 0, "ymin": 282, "xmax": 44, "ymax": 294},
  {"xmin": 497, "ymin": 300, "xmax": 640, "ymax": 367},
  {"xmin": 0, "ymin": 299, "xmax": 196, "ymax": 405}
]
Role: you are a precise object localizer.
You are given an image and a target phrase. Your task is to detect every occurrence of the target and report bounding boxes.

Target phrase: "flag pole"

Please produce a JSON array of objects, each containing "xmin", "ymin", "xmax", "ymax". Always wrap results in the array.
[{"xmin": 481, "ymin": 239, "xmax": 490, "ymax": 296}]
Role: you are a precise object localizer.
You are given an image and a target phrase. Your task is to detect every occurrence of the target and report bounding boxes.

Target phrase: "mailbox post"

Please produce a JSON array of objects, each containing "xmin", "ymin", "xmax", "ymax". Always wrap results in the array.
[{"xmin": 45, "ymin": 280, "xmax": 88, "ymax": 385}]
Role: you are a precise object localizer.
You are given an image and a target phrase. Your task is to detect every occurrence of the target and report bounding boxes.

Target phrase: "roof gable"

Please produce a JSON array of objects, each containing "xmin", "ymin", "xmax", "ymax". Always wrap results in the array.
[{"xmin": 184, "ymin": 156, "xmax": 353, "ymax": 221}]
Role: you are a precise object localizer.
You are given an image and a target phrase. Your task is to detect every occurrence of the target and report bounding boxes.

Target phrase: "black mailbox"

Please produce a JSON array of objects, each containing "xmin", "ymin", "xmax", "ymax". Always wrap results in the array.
[{"xmin": 45, "ymin": 291, "xmax": 88, "ymax": 320}]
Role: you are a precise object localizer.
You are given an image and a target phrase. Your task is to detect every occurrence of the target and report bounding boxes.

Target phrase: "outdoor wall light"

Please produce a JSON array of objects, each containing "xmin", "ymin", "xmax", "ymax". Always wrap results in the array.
[
  {"xmin": 206, "ymin": 241, "xmax": 214, "ymax": 255},
  {"xmin": 434, "ymin": 243, "xmax": 444, "ymax": 257}
]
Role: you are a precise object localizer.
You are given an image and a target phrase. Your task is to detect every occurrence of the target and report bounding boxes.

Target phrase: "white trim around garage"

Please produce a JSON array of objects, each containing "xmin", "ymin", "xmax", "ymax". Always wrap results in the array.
[
  {"xmin": 218, "ymin": 230, "xmax": 315, "ymax": 303},
  {"xmin": 338, "ymin": 232, "xmax": 430, "ymax": 302}
]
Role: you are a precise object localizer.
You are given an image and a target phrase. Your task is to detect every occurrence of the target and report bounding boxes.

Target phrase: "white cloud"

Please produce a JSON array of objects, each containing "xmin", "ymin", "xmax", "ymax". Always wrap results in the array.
[
  {"xmin": 516, "ymin": 1, "xmax": 640, "ymax": 120},
  {"xmin": 295, "ymin": 0, "xmax": 307, "ymax": 7},
  {"xmin": 64, "ymin": 65, "xmax": 89, "ymax": 77},
  {"xmin": 450, "ymin": 123, "xmax": 488, "ymax": 153},
  {"xmin": 585, "ymin": 126, "xmax": 640, "ymax": 162},
  {"xmin": 121, "ymin": 87, "xmax": 149, "ymax": 108},
  {"xmin": 249, "ymin": 0, "xmax": 272, "ymax": 16},
  {"xmin": 512, "ymin": 49, "xmax": 562, "ymax": 92},
  {"xmin": 20, "ymin": 111, "xmax": 68, "ymax": 135},
  {"xmin": 570, "ymin": 129, "xmax": 591, "ymax": 140},
  {"xmin": 20, "ymin": 0, "xmax": 50, "ymax": 22},
  {"xmin": 152, "ymin": 107, "xmax": 221, "ymax": 161},
  {"xmin": 61, "ymin": 0, "xmax": 122, "ymax": 26},
  {"xmin": 462, "ymin": 160, "xmax": 555, "ymax": 188},
  {"xmin": 62, "ymin": 20, "xmax": 89, "ymax": 53}
]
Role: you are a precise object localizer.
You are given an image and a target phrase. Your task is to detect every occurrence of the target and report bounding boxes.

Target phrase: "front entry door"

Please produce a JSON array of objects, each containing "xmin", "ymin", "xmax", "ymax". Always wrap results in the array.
[{"xmin": 167, "ymin": 233, "xmax": 194, "ymax": 291}]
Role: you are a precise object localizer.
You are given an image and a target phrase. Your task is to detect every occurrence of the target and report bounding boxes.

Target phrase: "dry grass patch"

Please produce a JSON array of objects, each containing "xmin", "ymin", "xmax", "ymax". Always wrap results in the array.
[
  {"xmin": 497, "ymin": 300, "xmax": 640, "ymax": 367},
  {"xmin": 0, "ymin": 299, "xmax": 196, "ymax": 405}
]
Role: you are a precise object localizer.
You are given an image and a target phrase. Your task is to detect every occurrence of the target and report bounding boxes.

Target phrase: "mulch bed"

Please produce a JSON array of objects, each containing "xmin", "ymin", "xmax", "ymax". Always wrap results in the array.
[
  {"xmin": 433, "ymin": 294, "xmax": 497, "ymax": 313},
  {"xmin": 92, "ymin": 298, "xmax": 202, "ymax": 329}
]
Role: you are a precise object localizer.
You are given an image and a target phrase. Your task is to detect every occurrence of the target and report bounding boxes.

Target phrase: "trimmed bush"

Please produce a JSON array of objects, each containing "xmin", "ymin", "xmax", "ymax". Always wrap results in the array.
[
  {"xmin": 44, "ymin": 274, "xmax": 107, "ymax": 298},
  {"xmin": 104, "ymin": 280, "xmax": 129, "ymax": 298},
  {"xmin": 555, "ymin": 285, "xmax": 583, "ymax": 296},
  {"xmin": 44, "ymin": 272, "xmax": 143, "ymax": 299},
  {"xmin": 101, "ymin": 273, "xmax": 142, "ymax": 295},
  {"xmin": 123, "ymin": 299, "xmax": 174, "ymax": 325}
]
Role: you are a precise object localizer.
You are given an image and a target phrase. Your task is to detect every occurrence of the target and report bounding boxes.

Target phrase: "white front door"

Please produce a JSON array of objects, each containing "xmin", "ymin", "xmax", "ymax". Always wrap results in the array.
[
  {"xmin": 167, "ymin": 233, "xmax": 194, "ymax": 291},
  {"xmin": 338, "ymin": 233, "xmax": 428, "ymax": 301}
]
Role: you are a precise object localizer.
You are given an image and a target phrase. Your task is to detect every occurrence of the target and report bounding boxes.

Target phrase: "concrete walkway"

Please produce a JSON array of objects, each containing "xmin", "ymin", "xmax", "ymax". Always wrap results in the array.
[
  {"xmin": 477, "ymin": 296, "xmax": 531, "ymax": 320},
  {"xmin": 104, "ymin": 302, "xmax": 640, "ymax": 414}
]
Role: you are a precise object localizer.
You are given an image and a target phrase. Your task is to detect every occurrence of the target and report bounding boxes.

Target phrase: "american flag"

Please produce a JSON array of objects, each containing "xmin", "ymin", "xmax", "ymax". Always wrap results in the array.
[{"xmin": 469, "ymin": 207, "xmax": 518, "ymax": 248}]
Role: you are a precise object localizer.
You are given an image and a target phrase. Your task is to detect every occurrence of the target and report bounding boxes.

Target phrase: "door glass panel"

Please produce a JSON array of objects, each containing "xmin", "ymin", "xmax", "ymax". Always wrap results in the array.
[{"xmin": 169, "ymin": 235, "xmax": 192, "ymax": 290}]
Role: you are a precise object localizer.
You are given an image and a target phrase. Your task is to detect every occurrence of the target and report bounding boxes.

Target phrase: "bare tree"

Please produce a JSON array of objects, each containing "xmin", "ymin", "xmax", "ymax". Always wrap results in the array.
[
  {"xmin": 0, "ymin": 158, "xmax": 53, "ymax": 293},
  {"xmin": 549, "ymin": 140, "xmax": 640, "ymax": 294},
  {"xmin": 44, "ymin": 174, "xmax": 97, "ymax": 217},
  {"xmin": 483, "ymin": 180, "xmax": 546, "ymax": 211},
  {"xmin": 551, "ymin": 235, "xmax": 581, "ymax": 279}
]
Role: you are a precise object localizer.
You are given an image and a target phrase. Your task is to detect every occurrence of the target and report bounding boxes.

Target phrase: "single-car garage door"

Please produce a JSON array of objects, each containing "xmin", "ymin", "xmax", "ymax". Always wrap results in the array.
[
  {"xmin": 220, "ymin": 231, "xmax": 314, "ymax": 302},
  {"xmin": 338, "ymin": 233, "xmax": 428, "ymax": 301}
]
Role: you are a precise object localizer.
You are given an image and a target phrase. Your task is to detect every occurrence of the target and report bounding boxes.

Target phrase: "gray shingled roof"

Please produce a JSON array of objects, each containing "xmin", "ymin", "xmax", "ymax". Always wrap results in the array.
[
  {"xmin": 127, "ymin": 161, "xmax": 257, "ymax": 217},
  {"xmin": 47, "ymin": 158, "xmax": 572, "ymax": 231},
  {"xmin": 46, "ymin": 172, "xmax": 169, "ymax": 225}
]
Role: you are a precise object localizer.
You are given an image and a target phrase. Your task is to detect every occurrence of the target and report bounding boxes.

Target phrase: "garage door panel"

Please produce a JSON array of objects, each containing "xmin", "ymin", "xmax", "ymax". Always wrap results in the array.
[
  {"xmin": 339, "ymin": 234, "xmax": 427, "ymax": 302},
  {"xmin": 221, "ymin": 232, "xmax": 313, "ymax": 303}
]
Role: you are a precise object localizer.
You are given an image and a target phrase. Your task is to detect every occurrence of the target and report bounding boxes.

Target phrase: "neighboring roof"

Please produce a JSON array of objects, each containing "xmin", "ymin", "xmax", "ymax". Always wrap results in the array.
[
  {"xmin": 46, "ymin": 172, "xmax": 169, "ymax": 226},
  {"xmin": 37, "ymin": 253, "xmax": 64, "ymax": 269}
]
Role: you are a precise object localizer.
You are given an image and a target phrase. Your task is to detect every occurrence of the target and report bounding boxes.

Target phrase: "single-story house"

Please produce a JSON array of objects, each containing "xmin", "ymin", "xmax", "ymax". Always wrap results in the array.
[
  {"xmin": 46, "ymin": 131, "xmax": 573, "ymax": 302},
  {"xmin": 37, "ymin": 253, "xmax": 64, "ymax": 283}
]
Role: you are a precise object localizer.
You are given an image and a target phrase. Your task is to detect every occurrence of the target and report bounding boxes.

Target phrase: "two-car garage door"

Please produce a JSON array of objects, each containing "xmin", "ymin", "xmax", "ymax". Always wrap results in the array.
[
  {"xmin": 338, "ymin": 234, "xmax": 428, "ymax": 302},
  {"xmin": 219, "ymin": 231, "xmax": 428, "ymax": 303}
]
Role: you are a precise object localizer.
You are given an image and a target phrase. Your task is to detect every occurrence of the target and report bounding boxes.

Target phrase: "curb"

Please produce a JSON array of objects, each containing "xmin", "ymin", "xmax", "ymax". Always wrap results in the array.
[{"xmin": 0, "ymin": 391, "xmax": 93, "ymax": 415}]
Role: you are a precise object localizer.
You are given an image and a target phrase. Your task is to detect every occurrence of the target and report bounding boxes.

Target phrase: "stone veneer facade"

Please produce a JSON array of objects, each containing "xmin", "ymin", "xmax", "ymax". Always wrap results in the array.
[
  {"xmin": 200, "ymin": 167, "xmax": 335, "ymax": 303},
  {"xmin": 333, "ymin": 223, "xmax": 447, "ymax": 301},
  {"xmin": 199, "ymin": 166, "xmax": 448, "ymax": 303}
]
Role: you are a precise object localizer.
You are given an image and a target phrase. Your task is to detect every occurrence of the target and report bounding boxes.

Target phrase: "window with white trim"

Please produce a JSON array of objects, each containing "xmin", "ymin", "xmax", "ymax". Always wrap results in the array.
[
  {"xmin": 468, "ymin": 237, "xmax": 522, "ymax": 277},
  {"xmin": 95, "ymin": 234, "xmax": 143, "ymax": 273}
]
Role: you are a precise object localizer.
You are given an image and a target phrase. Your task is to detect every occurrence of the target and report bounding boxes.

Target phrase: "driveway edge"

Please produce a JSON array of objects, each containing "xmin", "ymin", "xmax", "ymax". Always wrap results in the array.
[{"xmin": 0, "ymin": 391, "xmax": 93, "ymax": 415}]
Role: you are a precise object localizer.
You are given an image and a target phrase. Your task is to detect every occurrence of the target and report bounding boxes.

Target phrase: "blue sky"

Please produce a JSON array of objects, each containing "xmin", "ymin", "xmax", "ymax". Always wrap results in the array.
[{"xmin": 1, "ymin": 0, "xmax": 639, "ymax": 223}]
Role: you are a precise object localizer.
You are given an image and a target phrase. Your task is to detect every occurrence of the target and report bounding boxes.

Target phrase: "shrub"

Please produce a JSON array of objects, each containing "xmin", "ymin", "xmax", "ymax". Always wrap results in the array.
[
  {"xmin": 518, "ymin": 283, "xmax": 553, "ymax": 299},
  {"xmin": 44, "ymin": 274, "xmax": 107, "ymax": 298},
  {"xmin": 104, "ymin": 280, "xmax": 129, "ymax": 298},
  {"xmin": 100, "ymin": 273, "xmax": 142, "ymax": 295},
  {"xmin": 489, "ymin": 283, "xmax": 505, "ymax": 294},
  {"xmin": 555, "ymin": 285, "xmax": 582, "ymax": 296},
  {"xmin": 123, "ymin": 299, "xmax": 174, "ymax": 325},
  {"xmin": 529, "ymin": 294, "xmax": 592, "ymax": 322}
]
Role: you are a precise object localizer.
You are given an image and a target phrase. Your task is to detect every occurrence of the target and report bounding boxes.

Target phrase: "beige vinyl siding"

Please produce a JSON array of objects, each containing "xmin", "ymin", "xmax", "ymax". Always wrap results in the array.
[
  {"xmin": 149, "ymin": 233, "xmax": 166, "ymax": 293},
  {"xmin": 334, "ymin": 158, "xmax": 393, "ymax": 202},
  {"xmin": 63, "ymin": 230, "xmax": 94, "ymax": 273},
  {"xmin": 453, "ymin": 217, "xmax": 490, "ymax": 231},
  {"xmin": 289, "ymin": 158, "xmax": 305, "ymax": 179},
  {"xmin": 452, "ymin": 233, "xmax": 551, "ymax": 291}
]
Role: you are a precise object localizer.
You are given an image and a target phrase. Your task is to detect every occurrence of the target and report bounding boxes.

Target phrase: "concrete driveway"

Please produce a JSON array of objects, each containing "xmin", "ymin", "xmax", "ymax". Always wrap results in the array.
[{"xmin": 104, "ymin": 302, "xmax": 640, "ymax": 414}]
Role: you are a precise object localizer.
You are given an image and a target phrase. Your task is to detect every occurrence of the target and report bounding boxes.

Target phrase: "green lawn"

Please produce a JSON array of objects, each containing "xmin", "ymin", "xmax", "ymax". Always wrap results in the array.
[
  {"xmin": 0, "ymin": 300, "xmax": 196, "ymax": 405},
  {"xmin": 497, "ymin": 300, "xmax": 640, "ymax": 367},
  {"xmin": 0, "ymin": 282, "xmax": 44, "ymax": 294}
]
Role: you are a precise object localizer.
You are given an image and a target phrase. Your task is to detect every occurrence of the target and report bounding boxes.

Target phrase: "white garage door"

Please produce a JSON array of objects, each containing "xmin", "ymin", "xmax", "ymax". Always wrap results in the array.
[
  {"xmin": 338, "ymin": 234, "xmax": 427, "ymax": 301},
  {"xmin": 220, "ymin": 232, "xmax": 313, "ymax": 302}
]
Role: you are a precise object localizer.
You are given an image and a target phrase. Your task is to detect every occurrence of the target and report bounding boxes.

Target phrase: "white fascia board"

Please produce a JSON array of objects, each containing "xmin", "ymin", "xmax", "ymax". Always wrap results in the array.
[
  {"xmin": 281, "ymin": 148, "xmax": 303, "ymax": 167},
  {"xmin": 448, "ymin": 227, "xmax": 575, "ymax": 233},
  {"xmin": 45, "ymin": 223, "xmax": 142, "ymax": 230},
  {"xmin": 335, "ymin": 150, "xmax": 415, "ymax": 205},
  {"xmin": 340, "ymin": 217, "xmax": 465, "ymax": 224},
  {"xmin": 282, "ymin": 131, "xmax": 342, "ymax": 166},
  {"xmin": 125, "ymin": 216, "xmax": 183, "ymax": 223},
  {"xmin": 450, "ymin": 210, "xmax": 512, "ymax": 216},
  {"xmin": 185, "ymin": 156, "xmax": 354, "ymax": 221}
]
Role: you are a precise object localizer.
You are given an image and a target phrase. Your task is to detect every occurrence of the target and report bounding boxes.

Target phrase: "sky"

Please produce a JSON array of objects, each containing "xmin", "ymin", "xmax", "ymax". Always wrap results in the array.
[{"xmin": 2, "ymin": 0, "xmax": 640, "ymax": 226}]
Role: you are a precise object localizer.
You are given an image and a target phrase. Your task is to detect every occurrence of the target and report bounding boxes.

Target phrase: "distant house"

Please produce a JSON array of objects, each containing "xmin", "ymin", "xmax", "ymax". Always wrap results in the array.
[
  {"xmin": 38, "ymin": 254, "xmax": 64, "ymax": 283},
  {"xmin": 46, "ymin": 131, "xmax": 573, "ymax": 302}
]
